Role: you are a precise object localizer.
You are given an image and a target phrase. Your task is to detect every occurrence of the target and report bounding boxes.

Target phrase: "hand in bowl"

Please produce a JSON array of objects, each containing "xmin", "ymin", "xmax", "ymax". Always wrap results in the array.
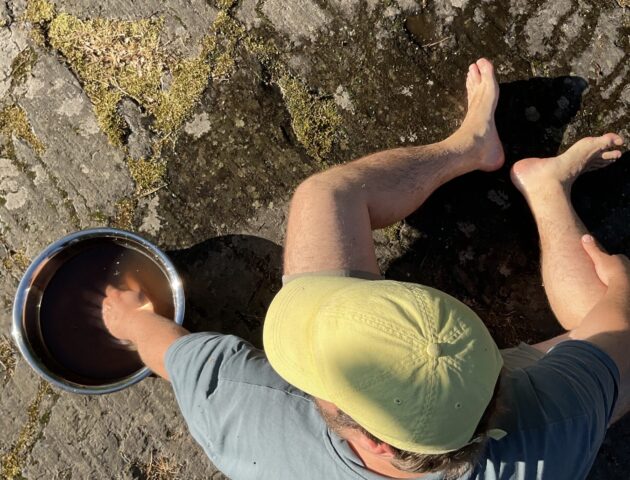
[{"xmin": 102, "ymin": 275, "xmax": 154, "ymax": 342}]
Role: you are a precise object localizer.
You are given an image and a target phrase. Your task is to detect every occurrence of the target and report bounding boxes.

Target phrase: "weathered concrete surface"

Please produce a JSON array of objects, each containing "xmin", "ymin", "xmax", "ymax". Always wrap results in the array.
[{"xmin": 1, "ymin": 0, "xmax": 629, "ymax": 478}]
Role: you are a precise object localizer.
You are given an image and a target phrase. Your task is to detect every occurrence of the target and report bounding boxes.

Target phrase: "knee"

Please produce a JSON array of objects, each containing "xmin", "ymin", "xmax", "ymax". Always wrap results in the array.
[{"xmin": 291, "ymin": 172, "xmax": 346, "ymax": 204}]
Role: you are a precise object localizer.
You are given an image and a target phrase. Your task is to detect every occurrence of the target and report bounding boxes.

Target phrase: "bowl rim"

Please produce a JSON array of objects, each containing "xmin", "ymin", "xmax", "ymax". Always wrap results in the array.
[{"xmin": 12, "ymin": 227, "xmax": 185, "ymax": 395}]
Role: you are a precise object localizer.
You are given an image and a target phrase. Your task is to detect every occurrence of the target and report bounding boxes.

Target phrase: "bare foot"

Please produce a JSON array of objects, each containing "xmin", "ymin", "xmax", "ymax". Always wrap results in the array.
[
  {"xmin": 449, "ymin": 58, "xmax": 505, "ymax": 172},
  {"xmin": 511, "ymin": 133, "xmax": 625, "ymax": 198}
]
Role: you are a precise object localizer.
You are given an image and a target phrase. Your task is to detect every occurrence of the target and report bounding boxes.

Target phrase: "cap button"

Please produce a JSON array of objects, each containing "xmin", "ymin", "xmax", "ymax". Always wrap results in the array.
[{"xmin": 426, "ymin": 342, "xmax": 442, "ymax": 358}]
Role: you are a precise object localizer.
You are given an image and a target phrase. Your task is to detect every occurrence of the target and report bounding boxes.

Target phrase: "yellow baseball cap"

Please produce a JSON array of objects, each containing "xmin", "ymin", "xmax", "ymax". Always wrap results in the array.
[{"xmin": 263, "ymin": 276, "xmax": 503, "ymax": 454}]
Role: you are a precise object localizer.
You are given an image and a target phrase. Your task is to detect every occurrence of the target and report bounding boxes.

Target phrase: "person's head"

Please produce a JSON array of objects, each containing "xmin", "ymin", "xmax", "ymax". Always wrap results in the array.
[
  {"xmin": 263, "ymin": 277, "xmax": 504, "ymax": 475},
  {"xmin": 314, "ymin": 377, "xmax": 503, "ymax": 479}
]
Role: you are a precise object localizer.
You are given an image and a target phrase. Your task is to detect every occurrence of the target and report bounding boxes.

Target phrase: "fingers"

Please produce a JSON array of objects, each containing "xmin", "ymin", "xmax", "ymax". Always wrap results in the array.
[
  {"xmin": 123, "ymin": 273, "xmax": 142, "ymax": 292},
  {"xmin": 138, "ymin": 301, "xmax": 155, "ymax": 313},
  {"xmin": 581, "ymin": 235, "xmax": 630, "ymax": 288},
  {"xmin": 581, "ymin": 234, "xmax": 607, "ymax": 259},
  {"xmin": 105, "ymin": 285, "xmax": 119, "ymax": 297}
]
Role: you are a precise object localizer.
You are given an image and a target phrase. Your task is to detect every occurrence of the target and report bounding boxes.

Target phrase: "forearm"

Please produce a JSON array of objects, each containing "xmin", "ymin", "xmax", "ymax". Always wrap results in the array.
[
  {"xmin": 569, "ymin": 292, "xmax": 630, "ymax": 376},
  {"xmin": 308, "ymin": 140, "xmax": 471, "ymax": 229},
  {"xmin": 125, "ymin": 311, "xmax": 190, "ymax": 380}
]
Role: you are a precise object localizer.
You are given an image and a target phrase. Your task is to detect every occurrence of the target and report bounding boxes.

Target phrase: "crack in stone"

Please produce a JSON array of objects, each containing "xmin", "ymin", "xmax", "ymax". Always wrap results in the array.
[{"xmin": 0, "ymin": 381, "xmax": 60, "ymax": 480}]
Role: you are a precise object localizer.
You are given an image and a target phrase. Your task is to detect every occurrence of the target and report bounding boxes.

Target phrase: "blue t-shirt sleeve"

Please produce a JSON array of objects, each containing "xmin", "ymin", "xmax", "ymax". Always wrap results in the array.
[
  {"xmin": 541, "ymin": 340, "xmax": 619, "ymax": 424},
  {"xmin": 164, "ymin": 333, "xmax": 294, "ymax": 457},
  {"xmin": 164, "ymin": 333, "xmax": 252, "ymax": 454},
  {"xmin": 478, "ymin": 340, "xmax": 620, "ymax": 480},
  {"xmin": 164, "ymin": 333, "xmax": 337, "ymax": 480}
]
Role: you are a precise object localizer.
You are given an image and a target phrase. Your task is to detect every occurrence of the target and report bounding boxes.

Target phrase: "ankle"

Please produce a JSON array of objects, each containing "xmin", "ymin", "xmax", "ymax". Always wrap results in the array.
[
  {"xmin": 443, "ymin": 131, "xmax": 479, "ymax": 155},
  {"xmin": 527, "ymin": 179, "xmax": 571, "ymax": 202}
]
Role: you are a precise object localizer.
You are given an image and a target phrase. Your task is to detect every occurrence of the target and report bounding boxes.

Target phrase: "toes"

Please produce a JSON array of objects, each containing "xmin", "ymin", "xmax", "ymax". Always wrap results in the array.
[
  {"xmin": 601, "ymin": 150, "xmax": 622, "ymax": 160},
  {"xmin": 587, "ymin": 133, "xmax": 625, "ymax": 153},
  {"xmin": 476, "ymin": 58, "xmax": 494, "ymax": 79},
  {"xmin": 600, "ymin": 132, "xmax": 624, "ymax": 147},
  {"xmin": 468, "ymin": 63, "xmax": 481, "ymax": 84}
]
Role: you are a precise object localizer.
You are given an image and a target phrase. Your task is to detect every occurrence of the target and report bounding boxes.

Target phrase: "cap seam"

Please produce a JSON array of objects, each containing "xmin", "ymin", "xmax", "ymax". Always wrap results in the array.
[{"xmin": 410, "ymin": 287, "xmax": 438, "ymax": 438}]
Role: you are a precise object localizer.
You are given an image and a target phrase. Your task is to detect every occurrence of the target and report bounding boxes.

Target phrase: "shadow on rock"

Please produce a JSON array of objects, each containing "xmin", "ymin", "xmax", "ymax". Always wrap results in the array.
[
  {"xmin": 168, "ymin": 235, "xmax": 283, "ymax": 349},
  {"xmin": 384, "ymin": 76, "xmax": 594, "ymax": 348},
  {"xmin": 496, "ymin": 76, "xmax": 588, "ymax": 162},
  {"xmin": 573, "ymin": 150, "xmax": 630, "ymax": 256}
]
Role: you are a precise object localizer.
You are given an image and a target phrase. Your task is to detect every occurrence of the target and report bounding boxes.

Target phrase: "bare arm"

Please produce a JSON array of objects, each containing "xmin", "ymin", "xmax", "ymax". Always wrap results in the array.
[
  {"xmin": 567, "ymin": 236, "xmax": 630, "ymax": 374},
  {"xmin": 101, "ymin": 286, "xmax": 189, "ymax": 380},
  {"xmin": 564, "ymin": 235, "xmax": 630, "ymax": 420}
]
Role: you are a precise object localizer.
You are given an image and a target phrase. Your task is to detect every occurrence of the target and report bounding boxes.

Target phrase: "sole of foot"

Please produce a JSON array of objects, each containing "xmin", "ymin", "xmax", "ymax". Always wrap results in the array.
[
  {"xmin": 511, "ymin": 133, "xmax": 625, "ymax": 197},
  {"xmin": 454, "ymin": 58, "xmax": 505, "ymax": 172}
]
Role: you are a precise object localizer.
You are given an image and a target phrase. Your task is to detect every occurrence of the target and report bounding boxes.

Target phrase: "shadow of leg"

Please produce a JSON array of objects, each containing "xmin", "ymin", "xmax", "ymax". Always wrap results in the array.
[{"xmin": 168, "ymin": 235, "xmax": 283, "ymax": 349}]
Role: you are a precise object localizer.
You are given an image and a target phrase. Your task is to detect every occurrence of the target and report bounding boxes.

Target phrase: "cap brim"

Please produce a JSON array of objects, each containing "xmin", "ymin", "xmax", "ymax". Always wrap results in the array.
[{"xmin": 263, "ymin": 275, "xmax": 367, "ymax": 400}]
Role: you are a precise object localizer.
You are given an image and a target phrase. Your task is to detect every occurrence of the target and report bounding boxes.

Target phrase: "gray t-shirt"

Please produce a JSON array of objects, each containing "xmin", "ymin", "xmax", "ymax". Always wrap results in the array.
[{"xmin": 165, "ymin": 334, "xmax": 618, "ymax": 480}]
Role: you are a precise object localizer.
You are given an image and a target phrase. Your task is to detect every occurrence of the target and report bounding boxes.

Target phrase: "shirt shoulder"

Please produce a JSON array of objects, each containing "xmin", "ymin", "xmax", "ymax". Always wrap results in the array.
[
  {"xmin": 473, "ymin": 340, "xmax": 619, "ymax": 480},
  {"xmin": 165, "ymin": 333, "xmax": 362, "ymax": 480}
]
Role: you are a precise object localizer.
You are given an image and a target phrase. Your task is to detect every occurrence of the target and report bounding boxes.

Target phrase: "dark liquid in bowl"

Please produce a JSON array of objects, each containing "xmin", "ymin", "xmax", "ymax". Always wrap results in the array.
[{"xmin": 38, "ymin": 239, "xmax": 174, "ymax": 384}]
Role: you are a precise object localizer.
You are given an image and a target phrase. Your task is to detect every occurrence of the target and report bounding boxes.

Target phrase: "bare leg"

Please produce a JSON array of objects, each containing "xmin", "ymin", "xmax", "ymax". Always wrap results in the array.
[
  {"xmin": 284, "ymin": 59, "xmax": 504, "ymax": 276},
  {"xmin": 511, "ymin": 134, "xmax": 624, "ymax": 331}
]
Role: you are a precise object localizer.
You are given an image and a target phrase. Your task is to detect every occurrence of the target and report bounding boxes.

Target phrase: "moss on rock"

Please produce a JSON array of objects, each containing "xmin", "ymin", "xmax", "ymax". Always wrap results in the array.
[
  {"xmin": 23, "ymin": 0, "xmax": 55, "ymax": 24},
  {"xmin": 0, "ymin": 105, "xmax": 45, "ymax": 156},
  {"xmin": 1, "ymin": 382, "xmax": 57, "ymax": 480},
  {"xmin": 1, "ymin": 248, "xmax": 30, "ymax": 272},
  {"xmin": 33, "ymin": 0, "xmax": 242, "ymax": 148},
  {"xmin": 379, "ymin": 221, "xmax": 403, "ymax": 243},
  {"xmin": 47, "ymin": 13, "xmax": 166, "ymax": 145},
  {"xmin": 22, "ymin": 0, "xmax": 342, "ymax": 188},
  {"xmin": 10, "ymin": 47, "xmax": 38, "ymax": 87},
  {"xmin": 24, "ymin": 0, "xmax": 246, "ymax": 190},
  {"xmin": 0, "ymin": 335, "xmax": 17, "ymax": 384},
  {"xmin": 126, "ymin": 156, "xmax": 167, "ymax": 194},
  {"xmin": 153, "ymin": 57, "xmax": 212, "ymax": 134},
  {"xmin": 277, "ymin": 76, "xmax": 341, "ymax": 162},
  {"xmin": 112, "ymin": 197, "xmax": 136, "ymax": 230},
  {"xmin": 241, "ymin": 35, "xmax": 342, "ymax": 163}
]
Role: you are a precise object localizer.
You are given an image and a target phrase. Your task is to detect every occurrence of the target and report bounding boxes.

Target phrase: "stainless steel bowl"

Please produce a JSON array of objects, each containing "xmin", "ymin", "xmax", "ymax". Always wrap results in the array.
[{"xmin": 12, "ymin": 228, "xmax": 185, "ymax": 395}]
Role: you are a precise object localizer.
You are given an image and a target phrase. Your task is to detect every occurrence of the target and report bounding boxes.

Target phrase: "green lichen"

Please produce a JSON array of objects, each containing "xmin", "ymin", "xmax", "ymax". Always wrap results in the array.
[
  {"xmin": 215, "ymin": 0, "xmax": 238, "ymax": 10},
  {"xmin": 0, "ymin": 105, "xmax": 45, "ymax": 155},
  {"xmin": 23, "ymin": 0, "xmax": 55, "ymax": 24},
  {"xmin": 379, "ymin": 221, "xmax": 402, "ymax": 243},
  {"xmin": 204, "ymin": 10, "xmax": 244, "ymax": 81},
  {"xmin": 24, "ymin": 0, "xmax": 246, "ymax": 191},
  {"xmin": 277, "ymin": 76, "xmax": 342, "ymax": 162},
  {"xmin": 23, "ymin": 0, "xmax": 342, "ymax": 184},
  {"xmin": 241, "ymin": 35, "xmax": 342, "ymax": 162},
  {"xmin": 1, "ymin": 382, "xmax": 57, "ymax": 480},
  {"xmin": 36, "ymin": 2, "xmax": 241, "ymax": 149},
  {"xmin": 126, "ymin": 157, "xmax": 167, "ymax": 194},
  {"xmin": 243, "ymin": 36, "xmax": 284, "ymax": 78},
  {"xmin": 10, "ymin": 47, "xmax": 38, "ymax": 87},
  {"xmin": 153, "ymin": 57, "xmax": 212, "ymax": 134},
  {"xmin": 47, "ymin": 13, "xmax": 165, "ymax": 146},
  {"xmin": 23, "ymin": 0, "xmax": 56, "ymax": 45},
  {"xmin": 1, "ymin": 248, "xmax": 30, "ymax": 272},
  {"xmin": 132, "ymin": 452, "xmax": 181, "ymax": 480},
  {"xmin": 112, "ymin": 197, "xmax": 136, "ymax": 230},
  {"xmin": 0, "ymin": 335, "xmax": 16, "ymax": 384},
  {"xmin": 88, "ymin": 210, "xmax": 109, "ymax": 224}
]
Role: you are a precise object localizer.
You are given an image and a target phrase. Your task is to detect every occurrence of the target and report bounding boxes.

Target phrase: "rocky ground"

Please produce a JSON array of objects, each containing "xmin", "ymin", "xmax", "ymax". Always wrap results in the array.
[{"xmin": 1, "ymin": 0, "xmax": 628, "ymax": 478}]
